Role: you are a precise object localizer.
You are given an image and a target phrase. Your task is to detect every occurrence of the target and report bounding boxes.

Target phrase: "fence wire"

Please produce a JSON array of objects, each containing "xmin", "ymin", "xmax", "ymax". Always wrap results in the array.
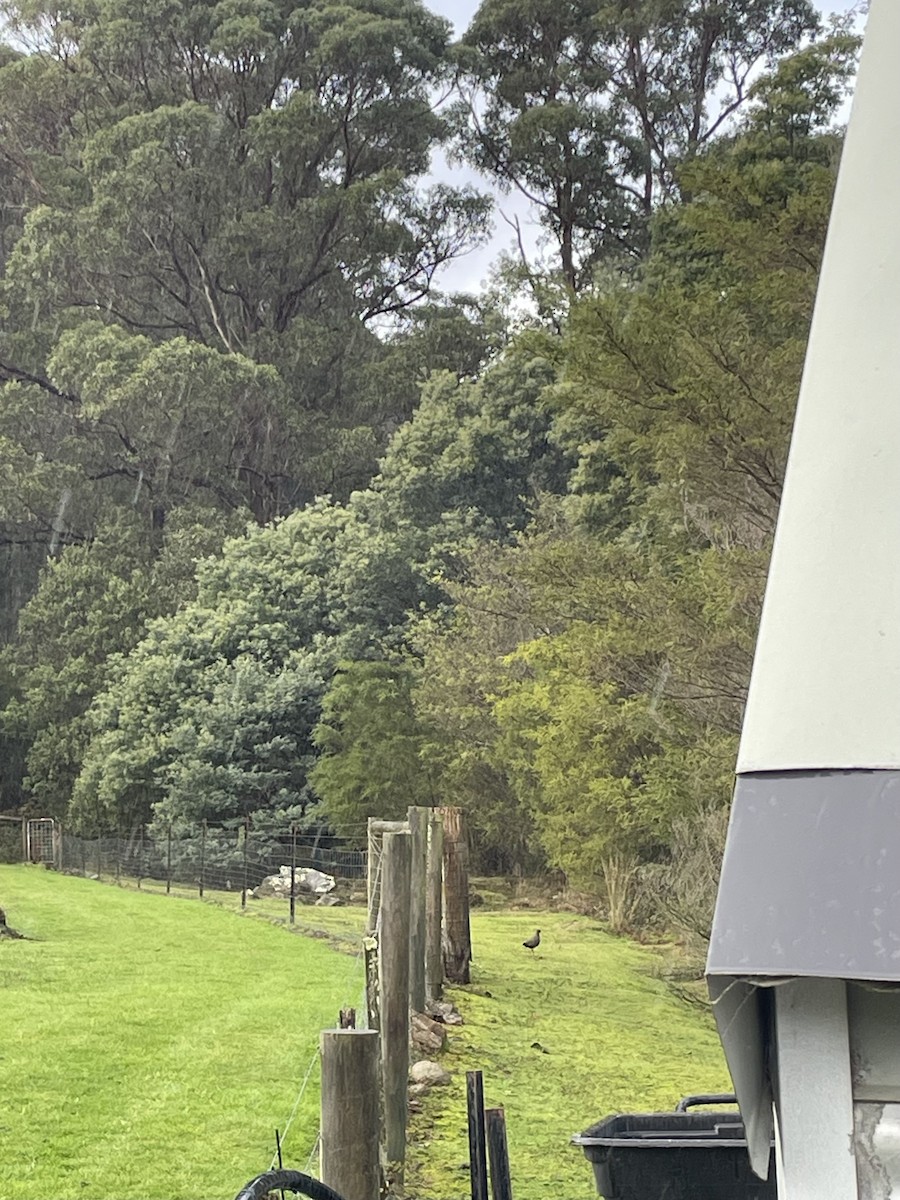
[
  {"xmin": 54, "ymin": 820, "xmax": 373, "ymax": 1176},
  {"xmin": 58, "ymin": 823, "xmax": 368, "ymax": 910},
  {"xmin": 19, "ymin": 819, "xmax": 386, "ymax": 1177},
  {"xmin": 0, "ymin": 816, "xmax": 24, "ymax": 864}
]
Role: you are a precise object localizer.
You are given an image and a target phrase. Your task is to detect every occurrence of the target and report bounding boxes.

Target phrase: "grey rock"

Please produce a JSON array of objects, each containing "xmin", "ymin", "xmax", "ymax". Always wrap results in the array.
[
  {"xmin": 425, "ymin": 999, "xmax": 464, "ymax": 1026},
  {"xmin": 411, "ymin": 1011, "xmax": 447, "ymax": 1056},
  {"xmin": 408, "ymin": 1060, "xmax": 451, "ymax": 1087},
  {"xmin": 252, "ymin": 865, "xmax": 336, "ymax": 899}
]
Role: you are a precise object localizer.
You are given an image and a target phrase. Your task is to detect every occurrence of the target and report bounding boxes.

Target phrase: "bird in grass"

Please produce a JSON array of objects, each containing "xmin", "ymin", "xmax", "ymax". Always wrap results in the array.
[{"xmin": 522, "ymin": 929, "xmax": 541, "ymax": 955}]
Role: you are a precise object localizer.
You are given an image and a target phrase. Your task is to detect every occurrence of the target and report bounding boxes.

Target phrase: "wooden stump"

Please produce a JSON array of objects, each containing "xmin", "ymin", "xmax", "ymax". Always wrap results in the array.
[{"xmin": 0, "ymin": 907, "xmax": 24, "ymax": 939}]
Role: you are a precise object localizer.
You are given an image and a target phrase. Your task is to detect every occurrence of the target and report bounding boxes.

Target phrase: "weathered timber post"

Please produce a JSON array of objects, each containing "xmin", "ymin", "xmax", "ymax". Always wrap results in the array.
[
  {"xmin": 367, "ymin": 817, "xmax": 378, "ymax": 935},
  {"xmin": 364, "ymin": 935, "xmax": 380, "ymax": 1033},
  {"xmin": 367, "ymin": 818, "xmax": 408, "ymax": 935},
  {"xmin": 380, "ymin": 829, "xmax": 411, "ymax": 1168},
  {"xmin": 425, "ymin": 808, "xmax": 444, "ymax": 1002},
  {"xmin": 486, "ymin": 1107, "xmax": 514, "ymax": 1200},
  {"xmin": 199, "ymin": 818, "xmax": 207, "ymax": 898},
  {"xmin": 289, "ymin": 823, "xmax": 297, "ymax": 925},
  {"xmin": 241, "ymin": 816, "xmax": 250, "ymax": 909},
  {"xmin": 466, "ymin": 1070, "xmax": 489, "ymax": 1200},
  {"xmin": 408, "ymin": 805, "xmax": 428, "ymax": 1013},
  {"xmin": 441, "ymin": 806, "xmax": 472, "ymax": 983},
  {"xmin": 320, "ymin": 1028, "xmax": 381, "ymax": 1200}
]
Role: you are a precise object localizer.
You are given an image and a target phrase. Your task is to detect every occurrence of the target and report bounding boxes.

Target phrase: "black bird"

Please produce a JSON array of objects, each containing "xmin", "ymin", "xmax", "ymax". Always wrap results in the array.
[{"xmin": 523, "ymin": 929, "xmax": 541, "ymax": 955}]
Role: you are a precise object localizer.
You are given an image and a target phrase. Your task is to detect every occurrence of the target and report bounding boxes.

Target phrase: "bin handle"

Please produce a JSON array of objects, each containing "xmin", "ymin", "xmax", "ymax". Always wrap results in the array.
[{"xmin": 675, "ymin": 1093, "xmax": 738, "ymax": 1112}]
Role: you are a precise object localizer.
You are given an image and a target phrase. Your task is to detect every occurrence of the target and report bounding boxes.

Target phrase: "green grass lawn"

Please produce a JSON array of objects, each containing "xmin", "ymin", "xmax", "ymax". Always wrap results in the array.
[
  {"xmin": 2, "ymin": 867, "xmax": 730, "ymax": 1200},
  {"xmin": 409, "ymin": 911, "xmax": 731, "ymax": 1200},
  {"xmin": 0, "ymin": 865, "xmax": 367, "ymax": 1200}
]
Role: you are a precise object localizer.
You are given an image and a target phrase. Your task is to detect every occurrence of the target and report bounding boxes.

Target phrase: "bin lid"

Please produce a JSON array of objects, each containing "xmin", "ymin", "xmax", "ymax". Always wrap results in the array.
[{"xmin": 573, "ymin": 1099, "xmax": 765, "ymax": 1151}]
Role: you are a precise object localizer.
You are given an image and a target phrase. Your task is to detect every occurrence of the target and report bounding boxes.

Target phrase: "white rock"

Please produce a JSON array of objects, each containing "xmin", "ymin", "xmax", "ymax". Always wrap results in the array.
[{"xmin": 409, "ymin": 1060, "xmax": 451, "ymax": 1087}]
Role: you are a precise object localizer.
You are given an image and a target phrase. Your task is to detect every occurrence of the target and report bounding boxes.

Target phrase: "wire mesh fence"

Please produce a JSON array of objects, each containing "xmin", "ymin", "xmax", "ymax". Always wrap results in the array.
[
  {"xmin": 57, "ymin": 822, "xmax": 369, "ymax": 916},
  {"xmin": 0, "ymin": 815, "xmax": 24, "ymax": 864}
]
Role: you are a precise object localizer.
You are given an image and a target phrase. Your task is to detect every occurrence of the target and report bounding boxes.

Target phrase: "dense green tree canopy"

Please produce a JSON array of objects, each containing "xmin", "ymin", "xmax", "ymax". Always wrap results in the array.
[
  {"xmin": 453, "ymin": 0, "xmax": 824, "ymax": 284},
  {"xmin": 2, "ymin": 508, "xmax": 242, "ymax": 818},
  {"xmin": 0, "ymin": 0, "xmax": 491, "ymax": 562},
  {"xmin": 0, "ymin": 0, "xmax": 493, "ymax": 814},
  {"xmin": 68, "ymin": 495, "xmax": 441, "ymax": 830},
  {"xmin": 65, "ymin": 337, "xmax": 572, "ymax": 830},
  {"xmin": 310, "ymin": 658, "xmax": 437, "ymax": 834},
  {"xmin": 0, "ymin": 0, "xmax": 863, "ymax": 932},
  {"xmin": 405, "ymin": 38, "xmax": 855, "ymax": 900}
]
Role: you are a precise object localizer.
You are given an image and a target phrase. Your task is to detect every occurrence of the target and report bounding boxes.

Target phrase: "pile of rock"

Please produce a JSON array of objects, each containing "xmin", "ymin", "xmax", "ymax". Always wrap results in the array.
[
  {"xmin": 408, "ymin": 1000, "xmax": 464, "ymax": 1106},
  {"xmin": 250, "ymin": 865, "xmax": 336, "ymax": 900}
]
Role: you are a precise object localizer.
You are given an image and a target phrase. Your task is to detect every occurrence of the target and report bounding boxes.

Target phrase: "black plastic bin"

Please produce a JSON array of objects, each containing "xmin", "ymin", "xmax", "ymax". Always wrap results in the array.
[{"xmin": 573, "ymin": 1094, "xmax": 776, "ymax": 1200}]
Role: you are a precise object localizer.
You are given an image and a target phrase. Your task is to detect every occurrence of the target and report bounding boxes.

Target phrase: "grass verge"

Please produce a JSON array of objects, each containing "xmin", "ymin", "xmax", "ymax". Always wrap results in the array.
[
  {"xmin": 407, "ymin": 910, "xmax": 730, "ymax": 1200},
  {"xmin": 0, "ymin": 865, "xmax": 366, "ymax": 1200}
]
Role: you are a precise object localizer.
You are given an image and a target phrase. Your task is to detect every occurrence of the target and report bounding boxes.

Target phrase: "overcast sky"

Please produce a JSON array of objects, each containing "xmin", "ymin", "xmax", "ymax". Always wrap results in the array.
[
  {"xmin": 430, "ymin": 0, "xmax": 866, "ymax": 292},
  {"xmin": 431, "ymin": 0, "xmax": 863, "ymax": 38}
]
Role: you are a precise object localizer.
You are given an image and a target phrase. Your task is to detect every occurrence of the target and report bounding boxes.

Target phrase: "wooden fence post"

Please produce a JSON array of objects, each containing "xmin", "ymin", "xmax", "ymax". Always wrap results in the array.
[
  {"xmin": 199, "ymin": 819, "xmax": 206, "ymax": 898},
  {"xmin": 290, "ymin": 823, "xmax": 297, "ymax": 926},
  {"xmin": 486, "ymin": 1107, "xmax": 514, "ymax": 1200},
  {"xmin": 367, "ymin": 817, "xmax": 379, "ymax": 935},
  {"xmin": 320, "ymin": 1028, "xmax": 381, "ymax": 1200},
  {"xmin": 241, "ymin": 816, "xmax": 250, "ymax": 909},
  {"xmin": 441, "ymin": 806, "xmax": 472, "ymax": 983},
  {"xmin": 380, "ymin": 829, "xmax": 411, "ymax": 1168},
  {"xmin": 408, "ymin": 805, "xmax": 428, "ymax": 1013},
  {"xmin": 467, "ymin": 1070, "xmax": 489, "ymax": 1200},
  {"xmin": 367, "ymin": 818, "xmax": 408, "ymax": 935},
  {"xmin": 426, "ymin": 809, "xmax": 444, "ymax": 1002},
  {"xmin": 364, "ymin": 935, "xmax": 380, "ymax": 1032}
]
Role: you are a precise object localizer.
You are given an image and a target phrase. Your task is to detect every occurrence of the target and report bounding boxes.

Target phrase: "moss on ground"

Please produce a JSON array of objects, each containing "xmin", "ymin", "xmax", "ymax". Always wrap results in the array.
[{"xmin": 407, "ymin": 910, "xmax": 730, "ymax": 1200}]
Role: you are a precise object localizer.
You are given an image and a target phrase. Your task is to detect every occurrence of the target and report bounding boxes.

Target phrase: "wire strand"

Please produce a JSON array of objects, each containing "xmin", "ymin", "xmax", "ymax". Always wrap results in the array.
[
  {"xmin": 269, "ymin": 1047, "xmax": 321, "ymax": 1170},
  {"xmin": 270, "ymin": 917, "xmax": 370, "ymax": 1172}
]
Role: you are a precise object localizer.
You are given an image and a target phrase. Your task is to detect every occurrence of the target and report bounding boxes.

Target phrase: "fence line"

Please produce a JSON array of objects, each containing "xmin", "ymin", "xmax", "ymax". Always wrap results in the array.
[
  {"xmin": 0, "ymin": 814, "xmax": 27, "ymax": 864},
  {"xmin": 14, "ymin": 809, "xmax": 457, "ymax": 1194},
  {"xmin": 56, "ymin": 822, "xmax": 367, "ymax": 913},
  {"xmin": 270, "ymin": 937, "xmax": 369, "ymax": 1172},
  {"xmin": 56, "ymin": 820, "xmax": 372, "ymax": 1176}
]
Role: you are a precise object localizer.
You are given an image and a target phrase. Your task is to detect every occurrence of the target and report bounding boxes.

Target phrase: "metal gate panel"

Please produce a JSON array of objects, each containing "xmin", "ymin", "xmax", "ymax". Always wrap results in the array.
[{"xmin": 26, "ymin": 818, "xmax": 55, "ymax": 865}]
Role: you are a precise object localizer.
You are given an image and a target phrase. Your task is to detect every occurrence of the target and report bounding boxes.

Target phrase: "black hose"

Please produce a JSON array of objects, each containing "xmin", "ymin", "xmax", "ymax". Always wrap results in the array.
[
  {"xmin": 233, "ymin": 1169, "xmax": 347, "ymax": 1200},
  {"xmin": 675, "ymin": 1093, "xmax": 738, "ymax": 1112}
]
